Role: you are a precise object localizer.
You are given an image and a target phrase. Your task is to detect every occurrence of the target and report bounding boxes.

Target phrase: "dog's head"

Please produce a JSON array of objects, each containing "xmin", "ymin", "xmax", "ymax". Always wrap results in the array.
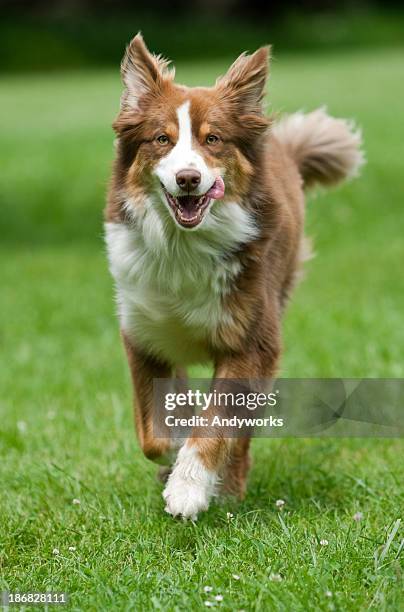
[{"xmin": 113, "ymin": 34, "xmax": 270, "ymax": 230}]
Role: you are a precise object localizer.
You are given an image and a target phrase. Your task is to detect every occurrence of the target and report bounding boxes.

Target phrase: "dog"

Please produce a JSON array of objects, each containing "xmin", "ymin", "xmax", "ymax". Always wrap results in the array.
[{"xmin": 105, "ymin": 33, "xmax": 363, "ymax": 519}]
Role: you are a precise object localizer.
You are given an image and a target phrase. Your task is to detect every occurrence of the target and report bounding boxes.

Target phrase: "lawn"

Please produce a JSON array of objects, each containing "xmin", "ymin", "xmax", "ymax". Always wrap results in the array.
[{"xmin": 0, "ymin": 48, "xmax": 403, "ymax": 610}]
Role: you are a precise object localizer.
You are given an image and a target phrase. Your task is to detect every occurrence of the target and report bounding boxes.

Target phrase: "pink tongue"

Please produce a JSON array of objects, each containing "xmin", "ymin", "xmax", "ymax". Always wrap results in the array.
[{"xmin": 206, "ymin": 176, "xmax": 225, "ymax": 200}]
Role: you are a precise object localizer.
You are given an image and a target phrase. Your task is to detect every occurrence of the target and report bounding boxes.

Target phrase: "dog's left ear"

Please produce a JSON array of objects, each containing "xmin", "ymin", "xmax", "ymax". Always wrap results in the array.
[
  {"xmin": 120, "ymin": 33, "xmax": 174, "ymax": 109},
  {"xmin": 216, "ymin": 46, "xmax": 270, "ymax": 115}
]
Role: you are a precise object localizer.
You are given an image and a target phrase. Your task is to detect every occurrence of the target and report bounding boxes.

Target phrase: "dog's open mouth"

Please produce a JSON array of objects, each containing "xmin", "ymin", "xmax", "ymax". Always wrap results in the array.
[
  {"xmin": 164, "ymin": 192, "xmax": 211, "ymax": 228},
  {"xmin": 162, "ymin": 177, "xmax": 225, "ymax": 228}
]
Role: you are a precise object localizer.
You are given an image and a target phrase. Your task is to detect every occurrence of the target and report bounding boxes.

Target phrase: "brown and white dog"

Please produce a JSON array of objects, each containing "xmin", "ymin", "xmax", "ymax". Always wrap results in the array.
[{"xmin": 105, "ymin": 34, "xmax": 363, "ymax": 519}]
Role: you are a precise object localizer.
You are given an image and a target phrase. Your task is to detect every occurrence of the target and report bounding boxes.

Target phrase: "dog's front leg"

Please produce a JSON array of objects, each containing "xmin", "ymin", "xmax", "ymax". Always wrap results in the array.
[
  {"xmin": 123, "ymin": 333, "xmax": 178, "ymax": 465},
  {"xmin": 163, "ymin": 341, "xmax": 280, "ymax": 520}
]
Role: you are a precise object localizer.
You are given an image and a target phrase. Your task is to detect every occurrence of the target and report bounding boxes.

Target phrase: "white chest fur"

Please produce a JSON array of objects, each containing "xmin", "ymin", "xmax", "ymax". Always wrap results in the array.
[{"xmin": 105, "ymin": 198, "xmax": 257, "ymax": 366}]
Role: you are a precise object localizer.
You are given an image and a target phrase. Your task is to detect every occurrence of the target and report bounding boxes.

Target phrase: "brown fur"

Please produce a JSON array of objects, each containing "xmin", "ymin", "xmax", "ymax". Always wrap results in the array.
[{"xmin": 106, "ymin": 34, "xmax": 363, "ymax": 505}]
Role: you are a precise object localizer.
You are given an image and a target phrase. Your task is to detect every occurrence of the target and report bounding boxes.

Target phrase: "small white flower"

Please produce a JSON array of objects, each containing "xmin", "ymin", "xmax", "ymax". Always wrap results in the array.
[
  {"xmin": 226, "ymin": 512, "xmax": 234, "ymax": 520},
  {"xmin": 325, "ymin": 590, "xmax": 333, "ymax": 598},
  {"xmin": 353, "ymin": 511, "xmax": 363, "ymax": 522},
  {"xmin": 232, "ymin": 574, "xmax": 240, "ymax": 580},
  {"xmin": 204, "ymin": 602, "xmax": 213, "ymax": 607},
  {"xmin": 320, "ymin": 539, "xmax": 329, "ymax": 546},
  {"xmin": 275, "ymin": 499, "xmax": 285, "ymax": 509},
  {"xmin": 204, "ymin": 586, "xmax": 213, "ymax": 593},
  {"xmin": 68, "ymin": 546, "xmax": 76, "ymax": 552},
  {"xmin": 52, "ymin": 548, "xmax": 59, "ymax": 555},
  {"xmin": 215, "ymin": 595, "xmax": 223, "ymax": 601},
  {"xmin": 17, "ymin": 421, "xmax": 27, "ymax": 433},
  {"xmin": 269, "ymin": 573, "xmax": 282, "ymax": 582},
  {"xmin": 72, "ymin": 498, "xmax": 81, "ymax": 505}
]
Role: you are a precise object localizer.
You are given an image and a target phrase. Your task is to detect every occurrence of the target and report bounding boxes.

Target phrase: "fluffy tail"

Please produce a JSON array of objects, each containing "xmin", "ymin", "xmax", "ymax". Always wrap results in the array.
[{"xmin": 272, "ymin": 108, "xmax": 364, "ymax": 189}]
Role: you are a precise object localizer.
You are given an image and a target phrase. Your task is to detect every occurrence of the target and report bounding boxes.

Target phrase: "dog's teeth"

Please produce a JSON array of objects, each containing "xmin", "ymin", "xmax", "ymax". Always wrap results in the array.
[{"xmin": 162, "ymin": 188, "xmax": 211, "ymax": 226}]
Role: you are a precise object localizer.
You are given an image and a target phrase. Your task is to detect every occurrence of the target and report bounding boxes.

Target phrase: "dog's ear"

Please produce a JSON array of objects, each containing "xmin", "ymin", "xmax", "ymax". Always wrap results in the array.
[
  {"xmin": 120, "ymin": 33, "xmax": 174, "ymax": 109},
  {"xmin": 216, "ymin": 46, "xmax": 270, "ymax": 115}
]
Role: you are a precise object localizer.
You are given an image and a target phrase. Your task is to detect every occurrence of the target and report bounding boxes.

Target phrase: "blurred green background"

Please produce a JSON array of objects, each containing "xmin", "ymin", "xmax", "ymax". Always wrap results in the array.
[
  {"xmin": 1, "ymin": 0, "xmax": 404, "ymax": 72},
  {"xmin": 1, "ymin": 2, "xmax": 403, "ymax": 610},
  {"xmin": 1, "ymin": 0, "xmax": 403, "ymax": 375}
]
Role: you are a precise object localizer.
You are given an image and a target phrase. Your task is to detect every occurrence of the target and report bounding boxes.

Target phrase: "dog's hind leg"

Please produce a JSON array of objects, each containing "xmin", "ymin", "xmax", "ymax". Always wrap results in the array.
[{"xmin": 221, "ymin": 437, "xmax": 252, "ymax": 499}]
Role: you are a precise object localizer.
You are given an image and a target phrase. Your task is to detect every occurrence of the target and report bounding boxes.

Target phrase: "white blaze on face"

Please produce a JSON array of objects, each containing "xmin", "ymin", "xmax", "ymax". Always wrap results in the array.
[{"xmin": 155, "ymin": 101, "xmax": 216, "ymax": 197}]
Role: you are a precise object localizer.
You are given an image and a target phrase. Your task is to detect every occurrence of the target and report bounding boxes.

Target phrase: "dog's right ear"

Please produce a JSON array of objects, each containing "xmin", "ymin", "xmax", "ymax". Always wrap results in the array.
[{"xmin": 121, "ymin": 33, "xmax": 174, "ymax": 109}]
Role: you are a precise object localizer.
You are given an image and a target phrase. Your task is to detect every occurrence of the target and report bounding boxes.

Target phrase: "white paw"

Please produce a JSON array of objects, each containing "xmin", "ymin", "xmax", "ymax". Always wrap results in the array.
[
  {"xmin": 163, "ymin": 474, "xmax": 211, "ymax": 520},
  {"xmin": 162, "ymin": 445, "xmax": 217, "ymax": 520}
]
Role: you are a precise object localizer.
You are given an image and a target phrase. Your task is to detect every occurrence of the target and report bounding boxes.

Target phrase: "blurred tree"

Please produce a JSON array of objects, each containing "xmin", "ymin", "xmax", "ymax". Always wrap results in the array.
[
  {"xmin": 2, "ymin": 0, "xmax": 404, "ymax": 18},
  {"xmin": 1, "ymin": 0, "xmax": 403, "ymax": 71}
]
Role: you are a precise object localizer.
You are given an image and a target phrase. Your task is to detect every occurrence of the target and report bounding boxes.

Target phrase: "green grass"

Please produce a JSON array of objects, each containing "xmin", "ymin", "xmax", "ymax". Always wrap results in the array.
[{"xmin": 1, "ymin": 49, "xmax": 403, "ymax": 610}]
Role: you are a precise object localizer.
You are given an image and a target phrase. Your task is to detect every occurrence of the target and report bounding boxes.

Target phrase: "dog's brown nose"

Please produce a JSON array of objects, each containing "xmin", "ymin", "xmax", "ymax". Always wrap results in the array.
[{"xmin": 176, "ymin": 169, "xmax": 201, "ymax": 191}]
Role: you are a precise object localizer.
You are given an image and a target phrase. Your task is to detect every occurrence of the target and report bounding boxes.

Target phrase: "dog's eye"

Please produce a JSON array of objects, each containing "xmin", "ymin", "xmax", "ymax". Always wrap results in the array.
[
  {"xmin": 156, "ymin": 134, "xmax": 169, "ymax": 145},
  {"xmin": 206, "ymin": 134, "xmax": 220, "ymax": 145}
]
